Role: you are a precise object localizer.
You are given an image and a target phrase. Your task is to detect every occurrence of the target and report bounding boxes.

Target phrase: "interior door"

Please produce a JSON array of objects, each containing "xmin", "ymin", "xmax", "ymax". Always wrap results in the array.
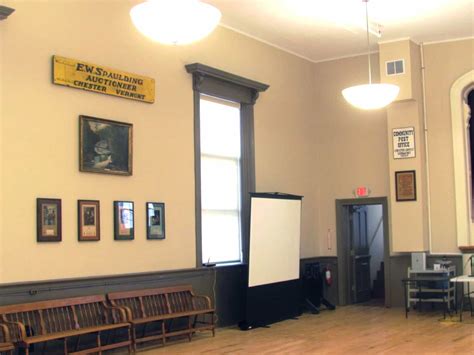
[{"xmin": 349, "ymin": 205, "xmax": 371, "ymax": 303}]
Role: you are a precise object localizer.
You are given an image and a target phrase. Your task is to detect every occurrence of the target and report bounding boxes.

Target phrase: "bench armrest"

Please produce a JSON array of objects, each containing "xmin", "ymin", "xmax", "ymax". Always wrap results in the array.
[
  {"xmin": 191, "ymin": 294, "xmax": 213, "ymax": 310},
  {"xmin": 102, "ymin": 303, "xmax": 128, "ymax": 324},
  {"xmin": 0, "ymin": 316, "xmax": 27, "ymax": 342},
  {"xmin": 0, "ymin": 323, "xmax": 11, "ymax": 342},
  {"xmin": 117, "ymin": 305, "xmax": 133, "ymax": 321}
]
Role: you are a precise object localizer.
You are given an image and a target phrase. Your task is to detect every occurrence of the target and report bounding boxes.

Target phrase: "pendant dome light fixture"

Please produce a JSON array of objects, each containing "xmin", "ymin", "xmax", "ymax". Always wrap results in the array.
[
  {"xmin": 342, "ymin": 0, "xmax": 399, "ymax": 110},
  {"xmin": 130, "ymin": 0, "xmax": 221, "ymax": 45}
]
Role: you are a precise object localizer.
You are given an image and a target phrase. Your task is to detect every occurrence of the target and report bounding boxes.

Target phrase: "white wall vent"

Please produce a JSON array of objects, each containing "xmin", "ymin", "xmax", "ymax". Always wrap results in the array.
[{"xmin": 386, "ymin": 59, "xmax": 405, "ymax": 76}]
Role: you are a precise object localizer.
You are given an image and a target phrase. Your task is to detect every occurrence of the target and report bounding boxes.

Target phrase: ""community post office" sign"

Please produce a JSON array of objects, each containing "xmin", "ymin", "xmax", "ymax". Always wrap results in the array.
[
  {"xmin": 392, "ymin": 127, "xmax": 415, "ymax": 159},
  {"xmin": 53, "ymin": 56, "xmax": 155, "ymax": 103}
]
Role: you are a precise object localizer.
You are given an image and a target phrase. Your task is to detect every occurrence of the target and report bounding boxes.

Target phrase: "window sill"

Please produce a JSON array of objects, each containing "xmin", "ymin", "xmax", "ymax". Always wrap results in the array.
[{"xmin": 200, "ymin": 262, "xmax": 246, "ymax": 269}]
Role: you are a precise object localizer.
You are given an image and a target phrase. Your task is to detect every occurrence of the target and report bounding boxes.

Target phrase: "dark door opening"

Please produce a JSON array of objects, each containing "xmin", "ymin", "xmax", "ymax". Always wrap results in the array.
[
  {"xmin": 336, "ymin": 198, "xmax": 390, "ymax": 307},
  {"xmin": 349, "ymin": 205, "xmax": 371, "ymax": 303}
]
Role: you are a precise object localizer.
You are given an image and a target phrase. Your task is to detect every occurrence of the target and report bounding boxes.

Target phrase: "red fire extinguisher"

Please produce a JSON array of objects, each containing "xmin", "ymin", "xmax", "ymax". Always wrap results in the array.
[{"xmin": 324, "ymin": 266, "xmax": 333, "ymax": 286}]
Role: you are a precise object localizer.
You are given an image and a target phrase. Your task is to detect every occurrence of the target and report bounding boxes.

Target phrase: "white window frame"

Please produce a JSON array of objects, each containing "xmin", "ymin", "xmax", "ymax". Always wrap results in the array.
[{"xmin": 199, "ymin": 95, "xmax": 243, "ymax": 264}]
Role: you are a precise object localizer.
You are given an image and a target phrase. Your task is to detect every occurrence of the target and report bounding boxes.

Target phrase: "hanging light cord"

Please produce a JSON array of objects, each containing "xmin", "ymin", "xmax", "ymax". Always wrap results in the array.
[{"xmin": 365, "ymin": 0, "xmax": 372, "ymax": 85}]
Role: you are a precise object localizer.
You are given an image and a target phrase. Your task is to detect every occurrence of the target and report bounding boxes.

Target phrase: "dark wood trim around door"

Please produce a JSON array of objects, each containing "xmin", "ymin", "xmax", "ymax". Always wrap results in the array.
[{"xmin": 336, "ymin": 197, "xmax": 391, "ymax": 307}]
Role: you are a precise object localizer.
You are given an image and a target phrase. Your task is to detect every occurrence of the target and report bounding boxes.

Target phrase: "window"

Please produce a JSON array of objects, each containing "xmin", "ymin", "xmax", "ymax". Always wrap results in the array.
[
  {"xmin": 468, "ymin": 90, "xmax": 474, "ymax": 220},
  {"xmin": 386, "ymin": 59, "xmax": 405, "ymax": 76},
  {"xmin": 200, "ymin": 95, "xmax": 242, "ymax": 263},
  {"xmin": 185, "ymin": 62, "xmax": 269, "ymax": 266}
]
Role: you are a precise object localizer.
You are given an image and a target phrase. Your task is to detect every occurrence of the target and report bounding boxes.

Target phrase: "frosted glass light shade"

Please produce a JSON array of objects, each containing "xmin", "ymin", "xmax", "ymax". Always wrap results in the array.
[
  {"xmin": 342, "ymin": 83, "xmax": 400, "ymax": 110},
  {"xmin": 130, "ymin": 0, "xmax": 221, "ymax": 45}
]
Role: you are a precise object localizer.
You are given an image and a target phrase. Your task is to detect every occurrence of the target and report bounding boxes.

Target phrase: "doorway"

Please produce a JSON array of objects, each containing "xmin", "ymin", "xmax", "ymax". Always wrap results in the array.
[{"xmin": 336, "ymin": 197, "xmax": 391, "ymax": 307}]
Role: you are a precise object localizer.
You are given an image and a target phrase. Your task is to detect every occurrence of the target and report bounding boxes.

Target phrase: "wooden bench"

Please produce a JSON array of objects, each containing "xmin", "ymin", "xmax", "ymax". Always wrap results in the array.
[
  {"xmin": 0, "ymin": 295, "xmax": 132, "ymax": 354},
  {"xmin": 108, "ymin": 285, "xmax": 215, "ymax": 350},
  {"xmin": 0, "ymin": 323, "xmax": 14, "ymax": 354}
]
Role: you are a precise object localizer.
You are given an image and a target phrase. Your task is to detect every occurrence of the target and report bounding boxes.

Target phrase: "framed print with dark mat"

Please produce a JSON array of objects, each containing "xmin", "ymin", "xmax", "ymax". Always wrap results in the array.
[
  {"xmin": 146, "ymin": 202, "xmax": 165, "ymax": 240},
  {"xmin": 395, "ymin": 170, "xmax": 417, "ymax": 202},
  {"xmin": 114, "ymin": 201, "xmax": 134, "ymax": 240},
  {"xmin": 37, "ymin": 198, "xmax": 62, "ymax": 242},
  {"xmin": 78, "ymin": 200, "xmax": 100, "ymax": 241}
]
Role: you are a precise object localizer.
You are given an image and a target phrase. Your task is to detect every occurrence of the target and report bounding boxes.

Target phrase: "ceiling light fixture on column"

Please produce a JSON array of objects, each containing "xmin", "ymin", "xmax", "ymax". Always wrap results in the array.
[
  {"xmin": 130, "ymin": 0, "xmax": 221, "ymax": 45},
  {"xmin": 342, "ymin": 0, "xmax": 399, "ymax": 110}
]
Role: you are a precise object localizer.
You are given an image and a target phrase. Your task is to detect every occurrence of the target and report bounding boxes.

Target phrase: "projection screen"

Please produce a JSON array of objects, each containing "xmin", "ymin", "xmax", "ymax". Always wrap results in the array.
[{"xmin": 248, "ymin": 194, "xmax": 302, "ymax": 287}]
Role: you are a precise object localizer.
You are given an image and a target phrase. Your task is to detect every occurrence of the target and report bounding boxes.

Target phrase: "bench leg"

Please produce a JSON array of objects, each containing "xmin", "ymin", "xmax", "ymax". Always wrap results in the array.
[
  {"xmin": 212, "ymin": 312, "xmax": 215, "ymax": 337},
  {"xmin": 187, "ymin": 317, "xmax": 192, "ymax": 342},
  {"xmin": 97, "ymin": 331, "xmax": 102, "ymax": 355},
  {"xmin": 470, "ymin": 295, "xmax": 473, "ymax": 316},
  {"xmin": 161, "ymin": 321, "xmax": 166, "ymax": 346},
  {"xmin": 127, "ymin": 326, "xmax": 133, "ymax": 354},
  {"xmin": 131, "ymin": 325, "xmax": 137, "ymax": 352},
  {"xmin": 74, "ymin": 335, "xmax": 81, "ymax": 352}
]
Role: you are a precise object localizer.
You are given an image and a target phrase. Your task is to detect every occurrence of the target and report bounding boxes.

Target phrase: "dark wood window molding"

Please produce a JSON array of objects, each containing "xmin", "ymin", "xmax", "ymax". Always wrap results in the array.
[{"xmin": 185, "ymin": 63, "xmax": 269, "ymax": 266}]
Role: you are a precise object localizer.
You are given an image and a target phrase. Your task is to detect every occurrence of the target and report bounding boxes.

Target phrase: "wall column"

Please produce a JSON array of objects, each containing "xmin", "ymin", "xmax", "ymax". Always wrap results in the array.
[{"xmin": 379, "ymin": 40, "xmax": 429, "ymax": 252}]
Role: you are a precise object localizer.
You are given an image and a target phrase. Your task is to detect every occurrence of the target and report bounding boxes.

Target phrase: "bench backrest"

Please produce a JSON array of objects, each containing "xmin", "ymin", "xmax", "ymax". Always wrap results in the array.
[
  {"xmin": 108, "ymin": 285, "xmax": 196, "ymax": 319},
  {"xmin": 0, "ymin": 295, "xmax": 109, "ymax": 340}
]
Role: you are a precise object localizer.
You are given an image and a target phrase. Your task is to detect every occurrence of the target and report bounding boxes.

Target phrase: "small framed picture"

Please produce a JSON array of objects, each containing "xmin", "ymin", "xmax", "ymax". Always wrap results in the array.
[
  {"xmin": 78, "ymin": 200, "xmax": 100, "ymax": 241},
  {"xmin": 37, "ymin": 198, "xmax": 62, "ymax": 242},
  {"xmin": 114, "ymin": 201, "xmax": 134, "ymax": 240},
  {"xmin": 395, "ymin": 170, "xmax": 417, "ymax": 202},
  {"xmin": 79, "ymin": 115, "xmax": 133, "ymax": 176},
  {"xmin": 146, "ymin": 202, "xmax": 165, "ymax": 240}
]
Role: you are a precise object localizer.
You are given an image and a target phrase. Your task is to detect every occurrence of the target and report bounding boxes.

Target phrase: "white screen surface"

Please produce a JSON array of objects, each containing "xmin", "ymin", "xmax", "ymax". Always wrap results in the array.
[{"xmin": 248, "ymin": 196, "xmax": 301, "ymax": 287}]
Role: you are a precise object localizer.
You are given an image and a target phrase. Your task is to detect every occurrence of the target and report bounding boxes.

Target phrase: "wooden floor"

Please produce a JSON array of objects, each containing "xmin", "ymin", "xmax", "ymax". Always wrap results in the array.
[{"xmin": 138, "ymin": 304, "xmax": 474, "ymax": 354}]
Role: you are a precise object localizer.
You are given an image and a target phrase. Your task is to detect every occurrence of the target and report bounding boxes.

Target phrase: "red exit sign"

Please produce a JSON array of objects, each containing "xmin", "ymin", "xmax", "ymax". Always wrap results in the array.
[{"xmin": 355, "ymin": 186, "xmax": 370, "ymax": 197}]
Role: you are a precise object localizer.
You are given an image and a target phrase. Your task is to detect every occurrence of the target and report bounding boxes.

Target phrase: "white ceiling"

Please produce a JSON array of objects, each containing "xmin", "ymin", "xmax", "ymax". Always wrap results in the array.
[{"xmin": 206, "ymin": 0, "xmax": 474, "ymax": 62}]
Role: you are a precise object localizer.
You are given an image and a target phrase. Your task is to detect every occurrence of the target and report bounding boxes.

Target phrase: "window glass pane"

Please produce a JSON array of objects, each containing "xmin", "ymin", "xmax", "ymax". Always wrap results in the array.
[
  {"xmin": 201, "ymin": 156, "xmax": 240, "ymax": 210},
  {"xmin": 200, "ymin": 96, "xmax": 241, "ymax": 158},
  {"xmin": 199, "ymin": 95, "xmax": 242, "ymax": 264},
  {"xmin": 201, "ymin": 211, "xmax": 241, "ymax": 263},
  {"xmin": 395, "ymin": 60, "xmax": 404, "ymax": 74},
  {"xmin": 387, "ymin": 62, "xmax": 395, "ymax": 75}
]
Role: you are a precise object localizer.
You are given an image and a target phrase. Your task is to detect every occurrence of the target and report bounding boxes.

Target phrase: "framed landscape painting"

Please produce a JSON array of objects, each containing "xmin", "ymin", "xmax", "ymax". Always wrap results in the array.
[
  {"xmin": 146, "ymin": 202, "xmax": 165, "ymax": 240},
  {"xmin": 114, "ymin": 201, "xmax": 134, "ymax": 240},
  {"xmin": 78, "ymin": 200, "xmax": 100, "ymax": 241},
  {"xmin": 37, "ymin": 198, "xmax": 62, "ymax": 242},
  {"xmin": 79, "ymin": 115, "xmax": 133, "ymax": 176}
]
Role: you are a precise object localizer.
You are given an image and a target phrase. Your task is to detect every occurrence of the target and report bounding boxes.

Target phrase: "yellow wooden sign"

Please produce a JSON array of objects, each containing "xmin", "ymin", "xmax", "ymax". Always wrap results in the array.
[{"xmin": 53, "ymin": 56, "xmax": 155, "ymax": 103}]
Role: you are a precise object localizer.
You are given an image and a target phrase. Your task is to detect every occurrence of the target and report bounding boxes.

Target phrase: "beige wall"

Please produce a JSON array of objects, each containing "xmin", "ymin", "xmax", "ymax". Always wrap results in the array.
[
  {"xmin": 423, "ymin": 39, "xmax": 474, "ymax": 253},
  {"xmin": 1, "ymin": 1, "xmax": 471, "ymax": 284},
  {"xmin": 313, "ymin": 54, "xmax": 390, "ymax": 255},
  {"xmin": 0, "ymin": 0, "xmax": 317, "ymax": 283}
]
